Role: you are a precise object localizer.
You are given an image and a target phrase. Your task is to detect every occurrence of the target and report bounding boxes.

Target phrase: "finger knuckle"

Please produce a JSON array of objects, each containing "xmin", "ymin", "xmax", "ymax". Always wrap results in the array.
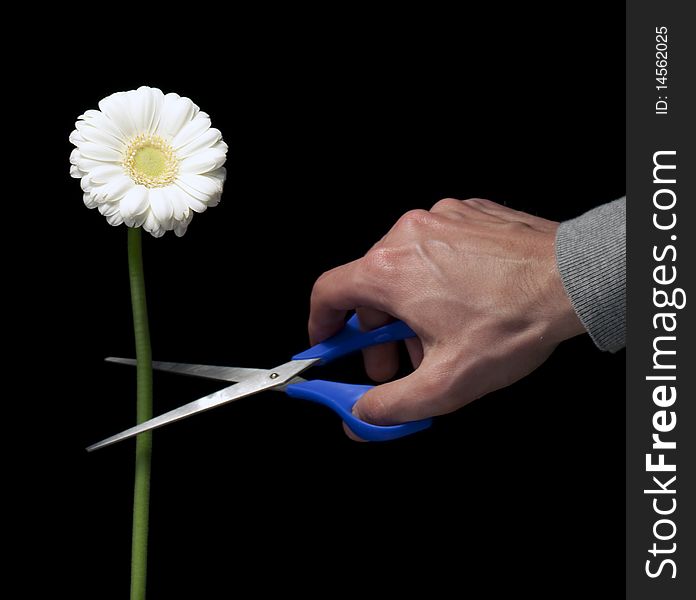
[
  {"xmin": 310, "ymin": 270, "xmax": 329, "ymax": 295},
  {"xmin": 431, "ymin": 197, "xmax": 462, "ymax": 211},
  {"xmin": 310, "ymin": 268, "xmax": 336, "ymax": 303},
  {"xmin": 363, "ymin": 246, "xmax": 398, "ymax": 276},
  {"xmin": 395, "ymin": 208, "xmax": 433, "ymax": 231}
]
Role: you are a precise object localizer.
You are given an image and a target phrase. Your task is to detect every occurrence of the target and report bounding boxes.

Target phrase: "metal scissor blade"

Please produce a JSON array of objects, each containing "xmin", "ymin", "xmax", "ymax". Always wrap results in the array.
[
  {"xmin": 106, "ymin": 357, "xmax": 269, "ymax": 383},
  {"xmin": 87, "ymin": 358, "xmax": 317, "ymax": 452},
  {"xmin": 106, "ymin": 357, "xmax": 308, "ymax": 388}
]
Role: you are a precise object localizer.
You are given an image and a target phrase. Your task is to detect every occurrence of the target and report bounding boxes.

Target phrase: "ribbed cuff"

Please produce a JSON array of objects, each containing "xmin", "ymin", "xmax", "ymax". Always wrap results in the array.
[{"xmin": 555, "ymin": 197, "xmax": 626, "ymax": 352}]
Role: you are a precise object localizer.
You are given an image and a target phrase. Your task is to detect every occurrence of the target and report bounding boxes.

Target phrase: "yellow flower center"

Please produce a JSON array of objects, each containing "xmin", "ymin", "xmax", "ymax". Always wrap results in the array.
[{"xmin": 124, "ymin": 134, "xmax": 179, "ymax": 187}]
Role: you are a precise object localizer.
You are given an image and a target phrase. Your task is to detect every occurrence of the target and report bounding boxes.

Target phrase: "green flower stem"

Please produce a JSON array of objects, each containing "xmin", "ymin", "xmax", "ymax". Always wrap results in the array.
[{"xmin": 127, "ymin": 227, "xmax": 153, "ymax": 600}]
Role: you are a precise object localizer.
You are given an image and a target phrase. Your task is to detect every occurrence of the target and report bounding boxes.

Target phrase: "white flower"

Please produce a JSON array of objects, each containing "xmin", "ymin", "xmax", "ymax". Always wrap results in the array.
[{"xmin": 70, "ymin": 86, "xmax": 227, "ymax": 237}]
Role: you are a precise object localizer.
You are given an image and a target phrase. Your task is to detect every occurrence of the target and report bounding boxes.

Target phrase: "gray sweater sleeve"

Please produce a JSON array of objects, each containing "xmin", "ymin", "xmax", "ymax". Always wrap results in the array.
[{"xmin": 555, "ymin": 197, "xmax": 626, "ymax": 352}]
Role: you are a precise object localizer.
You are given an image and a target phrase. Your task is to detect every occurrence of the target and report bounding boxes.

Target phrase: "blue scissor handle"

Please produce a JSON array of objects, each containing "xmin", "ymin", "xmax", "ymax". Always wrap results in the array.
[
  {"xmin": 285, "ymin": 380, "xmax": 432, "ymax": 441},
  {"xmin": 292, "ymin": 314, "xmax": 416, "ymax": 365}
]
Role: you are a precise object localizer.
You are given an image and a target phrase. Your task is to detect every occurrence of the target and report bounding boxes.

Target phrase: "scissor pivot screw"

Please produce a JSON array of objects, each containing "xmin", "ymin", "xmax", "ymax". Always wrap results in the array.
[{"xmin": 269, "ymin": 372, "xmax": 279, "ymax": 379}]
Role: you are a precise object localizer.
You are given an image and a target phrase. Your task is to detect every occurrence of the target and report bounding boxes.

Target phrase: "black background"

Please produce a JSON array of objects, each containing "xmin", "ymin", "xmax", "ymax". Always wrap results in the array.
[{"xmin": 31, "ymin": 5, "xmax": 624, "ymax": 598}]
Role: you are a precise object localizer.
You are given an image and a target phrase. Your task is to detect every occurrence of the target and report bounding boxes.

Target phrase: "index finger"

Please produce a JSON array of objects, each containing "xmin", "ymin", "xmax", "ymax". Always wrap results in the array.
[{"xmin": 309, "ymin": 258, "xmax": 374, "ymax": 345}]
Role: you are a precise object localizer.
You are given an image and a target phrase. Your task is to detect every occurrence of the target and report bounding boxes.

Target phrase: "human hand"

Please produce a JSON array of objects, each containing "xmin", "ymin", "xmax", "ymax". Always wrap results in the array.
[{"xmin": 308, "ymin": 198, "xmax": 586, "ymax": 439}]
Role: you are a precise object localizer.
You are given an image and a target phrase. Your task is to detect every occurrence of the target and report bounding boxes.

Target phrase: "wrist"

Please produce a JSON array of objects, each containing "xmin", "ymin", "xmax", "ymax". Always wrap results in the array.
[{"xmin": 540, "ymin": 226, "xmax": 586, "ymax": 345}]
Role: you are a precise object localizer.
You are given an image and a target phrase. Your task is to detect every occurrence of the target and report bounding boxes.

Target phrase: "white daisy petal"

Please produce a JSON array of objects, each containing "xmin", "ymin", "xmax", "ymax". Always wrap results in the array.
[
  {"xmin": 119, "ymin": 185, "xmax": 150, "ymax": 224},
  {"xmin": 80, "ymin": 175, "xmax": 94, "ymax": 193},
  {"xmin": 89, "ymin": 191, "xmax": 111, "ymax": 206},
  {"xmin": 121, "ymin": 203, "xmax": 150, "ymax": 229},
  {"xmin": 99, "ymin": 201, "xmax": 121, "ymax": 217},
  {"xmin": 70, "ymin": 164, "xmax": 82, "ymax": 178},
  {"xmin": 148, "ymin": 187, "xmax": 174, "ymax": 227},
  {"xmin": 69, "ymin": 130, "xmax": 85, "ymax": 146},
  {"xmin": 130, "ymin": 210, "xmax": 149, "ymax": 228},
  {"xmin": 80, "ymin": 110, "xmax": 127, "ymax": 143},
  {"xmin": 174, "ymin": 182, "xmax": 209, "ymax": 212},
  {"xmin": 106, "ymin": 212, "xmax": 124, "ymax": 226},
  {"xmin": 179, "ymin": 148, "xmax": 227, "ymax": 174},
  {"xmin": 98, "ymin": 92, "xmax": 137, "ymax": 139},
  {"xmin": 158, "ymin": 93, "xmax": 196, "ymax": 139},
  {"xmin": 143, "ymin": 210, "xmax": 157, "ymax": 233},
  {"xmin": 70, "ymin": 148, "xmax": 81, "ymax": 165},
  {"xmin": 78, "ymin": 142, "xmax": 123, "ymax": 162},
  {"xmin": 177, "ymin": 128, "xmax": 222, "ymax": 158},
  {"xmin": 207, "ymin": 167, "xmax": 227, "ymax": 186},
  {"xmin": 131, "ymin": 209, "xmax": 145, "ymax": 231},
  {"xmin": 147, "ymin": 87, "xmax": 165, "ymax": 134},
  {"xmin": 127, "ymin": 87, "xmax": 157, "ymax": 136},
  {"xmin": 174, "ymin": 176, "xmax": 210, "ymax": 203},
  {"xmin": 172, "ymin": 115, "xmax": 211, "ymax": 149},
  {"xmin": 77, "ymin": 122, "xmax": 125, "ymax": 151},
  {"xmin": 111, "ymin": 175, "xmax": 135, "ymax": 200},
  {"xmin": 213, "ymin": 140, "xmax": 228, "ymax": 153},
  {"xmin": 93, "ymin": 174, "xmax": 133, "ymax": 203},
  {"xmin": 144, "ymin": 210, "xmax": 166, "ymax": 237},
  {"xmin": 77, "ymin": 156, "xmax": 107, "ymax": 173},
  {"xmin": 88, "ymin": 164, "xmax": 125, "ymax": 184},
  {"xmin": 166, "ymin": 185, "xmax": 191, "ymax": 221},
  {"xmin": 83, "ymin": 192, "xmax": 98, "ymax": 209},
  {"xmin": 79, "ymin": 109, "xmax": 102, "ymax": 120},
  {"xmin": 177, "ymin": 173, "xmax": 222, "ymax": 198},
  {"xmin": 126, "ymin": 88, "xmax": 148, "ymax": 134},
  {"xmin": 174, "ymin": 214, "xmax": 193, "ymax": 237}
]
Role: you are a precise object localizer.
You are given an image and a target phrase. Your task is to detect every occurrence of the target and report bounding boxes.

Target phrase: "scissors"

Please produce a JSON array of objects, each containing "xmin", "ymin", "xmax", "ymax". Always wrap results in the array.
[{"xmin": 87, "ymin": 314, "xmax": 432, "ymax": 451}]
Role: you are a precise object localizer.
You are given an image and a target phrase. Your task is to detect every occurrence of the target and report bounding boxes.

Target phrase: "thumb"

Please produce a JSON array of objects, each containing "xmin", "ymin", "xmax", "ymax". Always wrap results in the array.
[{"xmin": 348, "ymin": 356, "xmax": 444, "ymax": 436}]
